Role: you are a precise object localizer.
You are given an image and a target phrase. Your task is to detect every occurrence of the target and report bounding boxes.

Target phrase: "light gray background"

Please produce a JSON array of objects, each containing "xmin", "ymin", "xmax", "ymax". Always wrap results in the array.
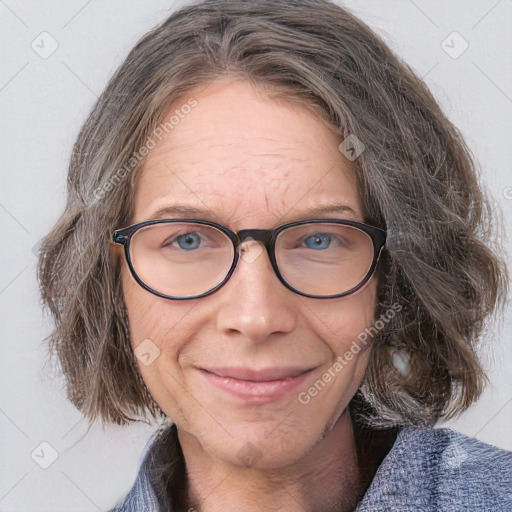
[{"xmin": 1, "ymin": 0, "xmax": 511, "ymax": 510}]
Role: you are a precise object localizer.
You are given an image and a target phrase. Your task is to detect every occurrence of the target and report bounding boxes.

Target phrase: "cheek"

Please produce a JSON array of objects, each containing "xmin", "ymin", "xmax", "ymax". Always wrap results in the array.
[
  {"xmin": 122, "ymin": 264, "xmax": 176, "ymax": 338},
  {"xmin": 121, "ymin": 268, "xmax": 156, "ymax": 342},
  {"xmin": 297, "ymin": 280, "xmax": 379, "ymax": 398},
  {"xmin": 307, "ymin": 277, "xmax": 379, "ymax": 352},
  {"xmin": 121, "ymin": 267, "xmax": 195, "ymax": 420},
  {"xmin": 293, "ymin": 284, "xmax": 378, "ymax": 433},
  {"xmin": 120, "ymin": 265, "xmax": 190, "ymax": 367}
]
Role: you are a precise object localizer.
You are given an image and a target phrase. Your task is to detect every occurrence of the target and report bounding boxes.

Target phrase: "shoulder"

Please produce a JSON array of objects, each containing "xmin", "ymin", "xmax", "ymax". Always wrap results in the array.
[
  {"xmin": 357, "ymin": 427, "xmax": 512, "ymax": 511},
  {"xmin": 104, "ymin": 431, "xmax": 167, "ymax": 512}
]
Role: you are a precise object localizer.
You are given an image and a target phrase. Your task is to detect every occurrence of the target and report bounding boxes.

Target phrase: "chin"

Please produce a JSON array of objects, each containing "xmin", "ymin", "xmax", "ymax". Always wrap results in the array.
[{"xmin": 186, "ymin": 411, "xmax": 335, "ymax": 470}]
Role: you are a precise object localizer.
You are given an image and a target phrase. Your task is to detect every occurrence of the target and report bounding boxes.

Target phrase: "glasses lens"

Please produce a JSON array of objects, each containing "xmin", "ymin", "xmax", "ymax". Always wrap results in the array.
[
  {"xmin": 275, "ymin": 222, "xmax": 375, "ymax": 296},
  {"xmin": 130, "ymin": 222, "xmax": 234, "ymax": 297}
]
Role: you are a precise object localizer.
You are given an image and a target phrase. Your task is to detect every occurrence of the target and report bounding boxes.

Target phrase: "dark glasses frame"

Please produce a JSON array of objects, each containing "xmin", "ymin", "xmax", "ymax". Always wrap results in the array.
[{"xmin": 112, "ymin": 218, "xmax": 386, "ymax": 300}]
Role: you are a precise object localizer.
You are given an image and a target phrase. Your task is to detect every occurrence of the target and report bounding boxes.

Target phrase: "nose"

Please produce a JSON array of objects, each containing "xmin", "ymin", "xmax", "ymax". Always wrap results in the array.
[{"xmin": 214, "ymin": 239, "xmax": 298, "ymax": 343}]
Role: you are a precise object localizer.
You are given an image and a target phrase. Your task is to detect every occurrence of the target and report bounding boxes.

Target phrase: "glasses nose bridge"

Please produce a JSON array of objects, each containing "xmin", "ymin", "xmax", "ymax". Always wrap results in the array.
[
  {"xmin": 235, "ymin": 228, "xmax": 275, "ymax": 262},
  {"xmin": 236, "ymin": 228, "xmax": 274, "ymax": 249}
]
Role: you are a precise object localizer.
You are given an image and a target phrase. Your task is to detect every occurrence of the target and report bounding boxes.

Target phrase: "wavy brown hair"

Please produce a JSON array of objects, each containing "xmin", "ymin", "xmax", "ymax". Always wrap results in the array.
[{"xmin": 37, "ymin": 0, "xmax": 508, "ymax": 429}]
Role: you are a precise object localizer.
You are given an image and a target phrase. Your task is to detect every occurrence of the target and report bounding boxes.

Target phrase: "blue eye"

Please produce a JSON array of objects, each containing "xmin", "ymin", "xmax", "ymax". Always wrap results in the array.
[
  {"xmin": 160, "ymin": 226, "xmax": 227, "ymax": 252},
  {"xmin": 175, "ymin": 233, "xmax": 201, "ymax": 250},
  {"xmin": 304, "ymin": 233, "xmax": 332, "ymax": 250}
]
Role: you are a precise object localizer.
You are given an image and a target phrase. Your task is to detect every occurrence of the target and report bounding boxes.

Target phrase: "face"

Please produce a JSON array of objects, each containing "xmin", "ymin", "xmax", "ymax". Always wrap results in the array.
[{"xmin": 119, "ymin": 78, "xmax": 378, "ymax": 468}]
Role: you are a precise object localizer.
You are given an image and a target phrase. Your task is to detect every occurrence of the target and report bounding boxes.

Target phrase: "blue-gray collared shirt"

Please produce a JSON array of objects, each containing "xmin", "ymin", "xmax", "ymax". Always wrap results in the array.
[{"xmin": 107, "ymin": 427, "xmax": 512, "ymax": 511}]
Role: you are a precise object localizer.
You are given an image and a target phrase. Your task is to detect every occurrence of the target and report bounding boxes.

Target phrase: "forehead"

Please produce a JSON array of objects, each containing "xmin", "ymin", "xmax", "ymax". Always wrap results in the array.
[{"xmin": 132, "ymin": 79, "xmax": 363, "ymax": 227}]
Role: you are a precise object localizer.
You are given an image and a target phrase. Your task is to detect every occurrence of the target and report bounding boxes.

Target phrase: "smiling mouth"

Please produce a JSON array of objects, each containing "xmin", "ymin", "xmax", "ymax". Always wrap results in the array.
[
  {"xmin": 201, "ymin": 366, "xmax": 314, "ymax": 381},
  {"xmin": 196, "ymin": 366, "xmax": 317, "ymax": 402}
]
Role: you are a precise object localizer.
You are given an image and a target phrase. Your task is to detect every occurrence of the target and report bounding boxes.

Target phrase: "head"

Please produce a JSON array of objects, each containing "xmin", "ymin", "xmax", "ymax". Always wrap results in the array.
[{"xmin": 38, "ymin": 0, "xmax": 508, "ymax": 462}]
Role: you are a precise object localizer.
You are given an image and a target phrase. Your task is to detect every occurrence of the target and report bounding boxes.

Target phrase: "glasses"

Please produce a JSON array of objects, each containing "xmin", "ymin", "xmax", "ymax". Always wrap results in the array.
[{"xmin": 112, "ymin": 218, "xmax": 386, "ymax": 300}]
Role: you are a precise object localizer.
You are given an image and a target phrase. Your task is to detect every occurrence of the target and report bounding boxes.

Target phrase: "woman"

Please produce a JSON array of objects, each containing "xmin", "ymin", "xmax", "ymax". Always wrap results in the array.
[{"xmin": 37, "ymin": 0, "xmax": 511, "ymax": 510}]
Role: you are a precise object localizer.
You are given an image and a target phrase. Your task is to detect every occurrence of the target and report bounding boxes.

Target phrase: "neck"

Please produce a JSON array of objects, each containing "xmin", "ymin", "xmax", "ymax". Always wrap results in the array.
[{"xmin": 177, "ymin": 411, "xmax": 372, "ymax": 512}]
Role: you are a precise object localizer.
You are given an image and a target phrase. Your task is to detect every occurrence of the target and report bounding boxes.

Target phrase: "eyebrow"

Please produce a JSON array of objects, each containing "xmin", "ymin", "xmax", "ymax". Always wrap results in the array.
[{"xmin": 149, "ymin": 203, "xmax": 360, "ymax": 222}]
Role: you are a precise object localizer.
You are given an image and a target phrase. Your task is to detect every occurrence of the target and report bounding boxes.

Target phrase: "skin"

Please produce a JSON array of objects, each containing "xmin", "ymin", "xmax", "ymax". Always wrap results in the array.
[{"xmin": 117, "ymin": 78, "xmax": 380, "ymax": 511}]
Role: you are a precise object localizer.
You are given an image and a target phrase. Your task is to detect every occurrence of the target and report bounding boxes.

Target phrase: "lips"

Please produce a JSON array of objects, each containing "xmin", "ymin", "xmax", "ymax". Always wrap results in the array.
[
  {"xmin": 200, "ymin": 366, "xmax": 313, "ymax": 381},
  {"xmin": 196, "ymin": 365, "xmax": 317, "ymax": 403}
]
